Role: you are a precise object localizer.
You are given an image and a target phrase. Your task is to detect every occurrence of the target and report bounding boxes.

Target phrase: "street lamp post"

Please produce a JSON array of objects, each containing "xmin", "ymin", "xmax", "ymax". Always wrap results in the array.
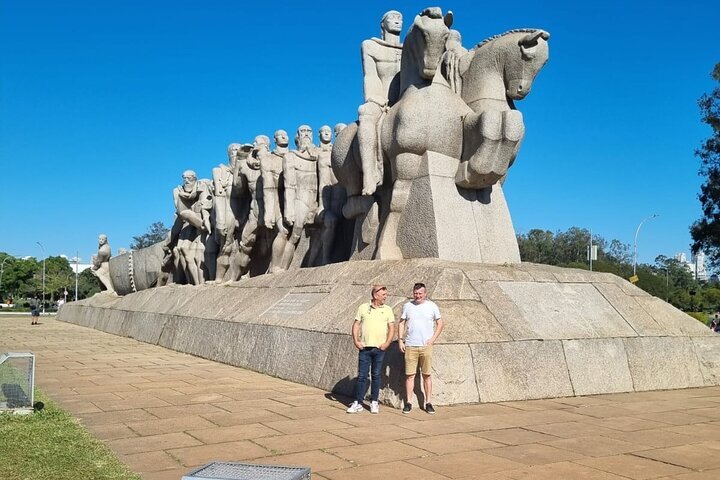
[
  {"xmin": 0, "ymin": 255, "xmax": 14, "ymax": 301},
  {"xmin": 36, "ymin": 242, "xmax": 46, "ymax": 314},
  {"xmin": 73, "ymin": 252, "xmax": 79, "ymax": 301},
  {"xmin": 633, "ymin": 214, "xmax": 659, "ymax": 276}
]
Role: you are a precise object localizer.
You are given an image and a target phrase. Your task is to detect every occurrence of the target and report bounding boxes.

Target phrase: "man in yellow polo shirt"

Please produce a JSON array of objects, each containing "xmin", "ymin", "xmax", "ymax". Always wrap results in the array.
[{"xmin": 347, "ymin": 285, "xmax": 395, "ymax": 414}]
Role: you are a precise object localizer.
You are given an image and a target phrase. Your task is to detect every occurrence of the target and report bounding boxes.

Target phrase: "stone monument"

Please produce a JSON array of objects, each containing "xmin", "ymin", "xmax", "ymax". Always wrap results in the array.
[{"xmin": 59, "ymin": 7, "xmax": 720, "ymax": 409}]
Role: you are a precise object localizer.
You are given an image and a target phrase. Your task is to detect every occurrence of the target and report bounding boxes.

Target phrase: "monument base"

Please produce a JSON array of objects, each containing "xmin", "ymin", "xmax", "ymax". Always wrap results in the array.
[{"xmin": 58, "ymin": 259, "xmax": 720, "ymax": 406}]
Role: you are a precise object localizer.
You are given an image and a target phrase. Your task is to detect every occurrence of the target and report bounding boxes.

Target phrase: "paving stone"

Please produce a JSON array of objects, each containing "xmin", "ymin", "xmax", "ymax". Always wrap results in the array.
[
  {"xmin": 326, "ymin": 440, "xmax": 430, "ymax": 466},
  {"xmin": 254, "ymin": 431, "xmax": 354, "ymax": 455},
  {"xmin": 545, "ymin": 435, "xmax": 648, "ymax": 457},
  {"xmin": 108, "ymin": 432, "xmax": 202, "ymax": 455},
  {"xmin": 408, "ymin": 450, "xmax": 526, "ymax": 478},
  {"xmin": 475, "ymin": 428, "xmax": 561, "ymax": 446},
  {"xmin": 186, "ymin": 423, "xmax": 280, "ymax": 444},
  {"xmin": 577, "ymin": 454, "xmax": 692, "ymax": 479},
  {"xmin": 321, "ymin": 460, "xmax": 448, "ymax": 480},
  {"xmin": 119, "ymin": 450, "xmax": 182, "ymax": 473},
  {"xmin": 482, "ymin": 443, "xmax": 585, "ymax": 465},
  {"xmin": 400, "ymin": 432, "xmax": 504, "ymax": 454},
  {"xmin": 502, "ymin": 461, "xmax": 629, "ymax": 479},
  {"xmin": 330, "ymin": 424, "xmax": 423, "ymax": 445},
  {"xmin": 632, "ymin": 442, "xmax": 720, "ymax": 470},
  {"xmin": 166, "ymin": 440, "xmax": 271, "ymax": 467}
]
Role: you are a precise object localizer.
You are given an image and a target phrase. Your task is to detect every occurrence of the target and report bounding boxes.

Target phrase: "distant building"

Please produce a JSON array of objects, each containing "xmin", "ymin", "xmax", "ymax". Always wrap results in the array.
[{"xmin": 675, "ymin": 251, "xmax": 708, "ymax": 281}]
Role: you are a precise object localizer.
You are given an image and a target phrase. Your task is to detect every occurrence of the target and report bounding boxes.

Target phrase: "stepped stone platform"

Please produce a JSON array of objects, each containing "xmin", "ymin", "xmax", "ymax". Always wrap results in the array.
[{"xmin": 57, "ymin": 259, "xmax": 720, "ymax": 406}]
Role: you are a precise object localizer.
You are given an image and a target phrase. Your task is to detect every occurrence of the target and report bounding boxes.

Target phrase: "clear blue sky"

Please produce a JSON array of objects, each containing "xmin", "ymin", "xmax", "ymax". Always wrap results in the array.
[{"xmin": 1, "ymin": 0, "xmax": 718, "ymax": 267}]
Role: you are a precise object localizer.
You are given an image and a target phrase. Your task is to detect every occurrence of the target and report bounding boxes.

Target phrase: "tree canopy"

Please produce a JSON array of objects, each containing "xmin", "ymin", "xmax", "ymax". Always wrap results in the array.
[
  {"xmin": 130, "ymin": 221, "xmax": 169, "ymax": 249},
  {"xmin": 691, "ymin": 62, "xmax": 720, "ymax": 266}
]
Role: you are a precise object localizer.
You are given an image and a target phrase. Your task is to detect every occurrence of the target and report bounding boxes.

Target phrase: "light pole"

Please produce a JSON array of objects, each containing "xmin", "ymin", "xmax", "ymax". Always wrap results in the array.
[
  {"xmin": 633, "ymin": 214, "xmax": 658, "ymax": 276},
  {"xmin": 0, "ymin": 255, "xmax": 14, "ymax": 301},
  {"xmin": 72, "ymin": 252, "xmax": 80, "ymax": 301},
  {"xmin": 36, "ymin": 242, "xmax": 46, "ymax": 314}
]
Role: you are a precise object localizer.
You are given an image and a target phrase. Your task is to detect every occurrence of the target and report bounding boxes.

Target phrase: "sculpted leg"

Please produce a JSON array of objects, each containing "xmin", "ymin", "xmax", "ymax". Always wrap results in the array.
[
  {"xmin": 376, "ymin": 178, "xmax": 410, "ymax": 260},
  {"xmin": 456, "ymin": 110, "xmax": 507, "ymax": 188},
  {"xmin": 357, "ymin": 103, "xmax": 383, "ymax": 196},
  {"xmin": 268, "ymin": 224, "xmax": 288, "ymax": 273},
  {"xmin": 235, "ymin": 213, "xmax": 259, "ymax": 276}
]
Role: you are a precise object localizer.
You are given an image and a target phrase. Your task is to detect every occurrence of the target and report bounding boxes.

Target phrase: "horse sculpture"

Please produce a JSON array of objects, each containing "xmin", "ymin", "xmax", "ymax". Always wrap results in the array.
[
  {"xmin": 455, "ymin": 29, "xmax": 550, "ymax": 188},
  {"xmin": 332, "ymin": 8, "xmax": 550, "ymax": 262}
]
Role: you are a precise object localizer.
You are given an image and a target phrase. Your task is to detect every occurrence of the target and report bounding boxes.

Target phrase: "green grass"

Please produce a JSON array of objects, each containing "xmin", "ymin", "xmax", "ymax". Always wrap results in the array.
[{"xmin": 0, "ymin": 391, "xmax": 141, "ymax": 480}]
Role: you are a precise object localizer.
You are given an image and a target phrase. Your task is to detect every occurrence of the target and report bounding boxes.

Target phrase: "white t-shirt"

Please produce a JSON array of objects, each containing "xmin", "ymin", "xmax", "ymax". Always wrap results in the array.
[{"xmin": 401, "ymin": 300, "xmax": 441, "ymax": 347}]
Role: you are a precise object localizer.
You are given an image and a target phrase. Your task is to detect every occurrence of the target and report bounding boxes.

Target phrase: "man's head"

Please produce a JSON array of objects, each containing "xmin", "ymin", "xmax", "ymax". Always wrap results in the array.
[
  {"xmin": 98, "ymin": 234, "xmax": 107, "ymax": 246},
  {"xmin": 295, "ymin": 125, "xmax": 313, "ymax": 150},
  {"xmin": 381, "ymin": 10, "xmax": 402, "ymax": 37},
  {"xmin": 250, "ymin": 135, "xmax": 270, "ymax": 169},
  {"xmin": 412, "ymin": 282, "xmax": 427, "ymax": 304},
  {"xmin": 182, "ymin": 170, "xmax": 197, "ymax": 191},
  {"xmin": 371, "ymin": 285, "xmax": 388, "ymax": 305},
  {"xmin": 319, "ymin": 125, "xmax": 332, "ymax": 145},
  {"xmin": 227, "ymin": 143, "xmax": 242, "ymax": 162},
  {"xmin": 334, "ymin": 123, "xmax": 347, "ymax": 137},
  {"xmin": 274, "ymin": 129, "xmax": 289, "ymax": 148}
]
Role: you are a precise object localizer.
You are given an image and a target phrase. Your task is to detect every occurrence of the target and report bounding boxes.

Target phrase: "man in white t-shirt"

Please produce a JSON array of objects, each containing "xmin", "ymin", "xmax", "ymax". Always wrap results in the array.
[{"xmin": 398, "ymin": 282, "xmax": 443, "ymax": 414}]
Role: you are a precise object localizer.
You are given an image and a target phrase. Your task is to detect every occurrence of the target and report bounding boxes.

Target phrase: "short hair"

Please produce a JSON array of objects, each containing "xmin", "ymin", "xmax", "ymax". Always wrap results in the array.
[
  {"xmin": 182, "ymin": 170, "xmax": 197, "ymax": 180},
  {"xmin": 254, "ymin": 135, "xmax": 270, "ymax": 147},
  {"xmin": 371, "ymin": 285, "xmax": 387, "ymax": 296},
  {"xmin": 413, "ymin": 282, "xmax": 426, "ymax": 291}
]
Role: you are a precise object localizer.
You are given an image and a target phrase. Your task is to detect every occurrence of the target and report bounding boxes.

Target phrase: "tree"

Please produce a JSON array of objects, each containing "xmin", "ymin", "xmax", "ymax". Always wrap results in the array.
[
  {"xmin": 691, "ymin": 63, "xmax": 720, "ymax": 266},
  {"xmin": 130, "ymin": 221, "xmax": 169, "ymax": 249},
  {"xmin": 77, "ymin": 269, "xmax": 102, "ymax": 299}
]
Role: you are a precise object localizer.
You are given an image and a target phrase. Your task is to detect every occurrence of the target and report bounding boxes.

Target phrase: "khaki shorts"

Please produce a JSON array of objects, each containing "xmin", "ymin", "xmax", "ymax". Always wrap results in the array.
[{"xmin": 404, "ymin": 345, "xmax": 433, "ymax": 375}]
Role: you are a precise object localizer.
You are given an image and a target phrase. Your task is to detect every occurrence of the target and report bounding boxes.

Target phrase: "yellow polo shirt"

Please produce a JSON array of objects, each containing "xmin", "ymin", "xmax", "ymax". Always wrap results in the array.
[{"xmin": 355, "ymin": 303, "xmax": 395, "ymax": 347}]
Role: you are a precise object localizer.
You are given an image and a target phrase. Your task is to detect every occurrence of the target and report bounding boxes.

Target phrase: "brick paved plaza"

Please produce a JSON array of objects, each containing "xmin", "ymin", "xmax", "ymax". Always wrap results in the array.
[{"xmin": 3, "ymin": 315, "xmax": 720, "ymax": 479}]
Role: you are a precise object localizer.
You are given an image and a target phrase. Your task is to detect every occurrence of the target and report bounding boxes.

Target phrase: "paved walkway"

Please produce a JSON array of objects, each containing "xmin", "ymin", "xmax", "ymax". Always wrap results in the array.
[{"xmin": 3, "ymin": 316, "xmax": 720, "ymax": 480}]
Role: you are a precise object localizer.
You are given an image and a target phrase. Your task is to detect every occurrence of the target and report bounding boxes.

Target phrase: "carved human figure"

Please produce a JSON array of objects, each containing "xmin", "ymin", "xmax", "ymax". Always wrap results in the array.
[
  {"xmin": 171, "ymin": 170, "xmax": 213, "ymax": 284},
  {"xmin": 91, "ymin": 234, "xmax": 115, "ymax": 294},
  {"xmin": 227, "ymin": 138, "xmax": 266, "ymax": 280},
  {"xmin": 280, "ymin": 125, "xmax": 319, "ymax": 270},
  {"xmin": 261, "ymin": 129, "xmax": 290, "ymax": 273},
  {"xmin": 314, "ymin": 125, "xmax": 347, "ymax": 265},
  {"xmin": 357, "ymin": 10, "xmax": 403, "ymax": 196},
  {"xmin": 334, "ymin": 123, "xmax": 347, "ymax": 137},
  {"xmin": 212, "ymin": 143, "xmax": 243, "ymax": 281},
  {"xmin": 440, "ymin": 29, "xmax": 468, "ymax": 94}
]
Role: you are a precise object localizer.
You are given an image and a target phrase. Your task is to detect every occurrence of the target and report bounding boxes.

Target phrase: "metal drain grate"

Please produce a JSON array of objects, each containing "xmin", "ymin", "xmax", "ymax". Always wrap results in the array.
[{"xmin": 182, "ymin": 461, "xmax": 311, "ymax": 480}]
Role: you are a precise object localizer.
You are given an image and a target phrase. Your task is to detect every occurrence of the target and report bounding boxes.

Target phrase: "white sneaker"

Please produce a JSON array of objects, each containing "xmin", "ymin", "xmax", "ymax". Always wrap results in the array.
[
  {"xmin": 370, "ymin": 401, "xmax": 379, "ymax": 414},
  {"xmin": 346, "ymin": 401, "xmax": 363, "ymax": 413}
]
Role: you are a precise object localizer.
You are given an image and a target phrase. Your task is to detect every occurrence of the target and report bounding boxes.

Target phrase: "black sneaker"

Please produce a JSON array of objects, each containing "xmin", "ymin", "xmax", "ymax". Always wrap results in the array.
[
  {"xmin": 425, "ymin": 403, "xmax": 435, "ymax": 414},
  {"xmin": 402, "ymin": 403, "xmax": 412, "ymax": 414}
]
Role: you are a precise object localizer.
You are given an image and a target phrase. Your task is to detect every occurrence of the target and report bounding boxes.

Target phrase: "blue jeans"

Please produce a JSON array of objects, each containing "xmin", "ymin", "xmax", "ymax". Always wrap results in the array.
[{"xmin": 355, "ymin": 347, "xmax": 385, "ymax": 402}]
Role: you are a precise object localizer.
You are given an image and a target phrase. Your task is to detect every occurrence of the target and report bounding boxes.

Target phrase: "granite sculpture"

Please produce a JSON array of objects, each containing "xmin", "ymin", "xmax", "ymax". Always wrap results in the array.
[
  {"xmin": 91, "ymin": 234, "xmax": 115, "ymax": 294},
  {"xmin": 357, "ymin": 10, "xmax": 403, "ymax": 196},
  {"xmin": 262, "ymin": 130, "xmax": 290, "ymax": 274},
  {"xmin": 312, "ymin": 125, "xmax": 347, "ymax": 266},
  {"xmin": 279, "ymin": 125, "xmax": 319, "ymax": 270},
  {"xmin": 227, "ymin": 138, "xmax": 267, "ymax": 280},
  {"xmin": 212, "ymin": 143, "xmax": 243, "ymax": 281},
  {"xmin": 332, "ymin": 8, "xmax": 550, "ymax": 263},
  {"xmin": 170, "ymin": 170, "xmax": 214, "ymax": 284}
]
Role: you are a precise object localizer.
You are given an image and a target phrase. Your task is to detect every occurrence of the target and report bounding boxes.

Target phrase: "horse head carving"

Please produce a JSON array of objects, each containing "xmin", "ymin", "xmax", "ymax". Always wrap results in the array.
[
  {"xmin": 399, "ymin": 7, "xmax": 453, "ymax": 95},
  {"xmin": 461, "ymin": 29, "xmax": 550, "ymax": 110}
]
